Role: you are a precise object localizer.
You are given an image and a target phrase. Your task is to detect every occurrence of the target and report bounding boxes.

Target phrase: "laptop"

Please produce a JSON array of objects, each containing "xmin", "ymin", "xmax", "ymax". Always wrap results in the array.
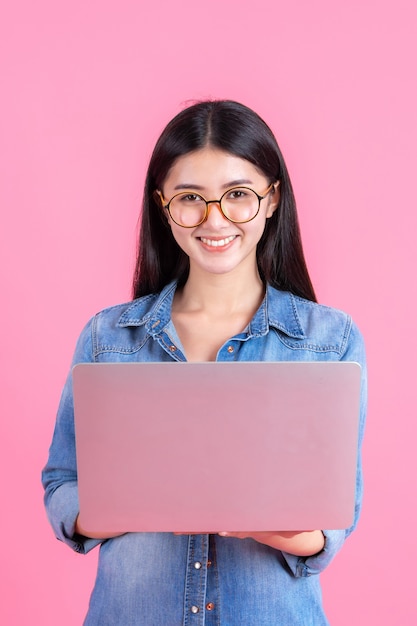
[{"xmin": 72, "ymin": 361, "xmax": 361, "ymax": 534}]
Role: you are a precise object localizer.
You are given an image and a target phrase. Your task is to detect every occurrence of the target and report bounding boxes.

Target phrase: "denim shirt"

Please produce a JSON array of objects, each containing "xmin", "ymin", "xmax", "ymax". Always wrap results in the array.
[{"xmin": 42, "ymin": 281, "xmax": 367, "ymax": 626}]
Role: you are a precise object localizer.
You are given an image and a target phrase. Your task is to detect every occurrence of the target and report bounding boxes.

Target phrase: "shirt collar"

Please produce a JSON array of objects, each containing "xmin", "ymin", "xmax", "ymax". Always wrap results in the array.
[
  {"xmin": 117, "ymin": 281, "xmax": 306, "ymax": 340},
  {"xmin": 248, "ymin": 284, "xmax": 306, "ymax": 339},
  {"xmin": 116, "ymin": 281, "xmax": 176, "ymax": 334}
]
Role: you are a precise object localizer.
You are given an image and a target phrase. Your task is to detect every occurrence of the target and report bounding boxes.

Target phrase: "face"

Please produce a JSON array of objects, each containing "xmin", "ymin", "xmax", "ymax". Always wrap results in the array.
[{"xmin": 160, "ymin": 147, "xmax": 279, "ymax": 280}]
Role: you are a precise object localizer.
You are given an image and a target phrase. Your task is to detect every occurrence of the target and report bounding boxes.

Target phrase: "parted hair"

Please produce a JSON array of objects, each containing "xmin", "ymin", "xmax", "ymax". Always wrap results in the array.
[{"xmin": 132, "ymin": 100, "xmax": 316, "ymax": 302}]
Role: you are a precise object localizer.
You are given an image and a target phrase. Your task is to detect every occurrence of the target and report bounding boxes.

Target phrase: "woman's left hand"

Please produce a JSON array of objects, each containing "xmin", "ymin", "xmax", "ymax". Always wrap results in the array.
[{"xmin": 217, "ymin": 530, "xmax": 325, "ymax": 557}]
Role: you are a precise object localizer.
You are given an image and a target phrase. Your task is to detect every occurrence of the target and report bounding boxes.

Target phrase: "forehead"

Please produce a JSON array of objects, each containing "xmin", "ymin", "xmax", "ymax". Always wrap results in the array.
[{"xmin": 163, "ymin": 147, "xmax": 266, "ymax": 191}]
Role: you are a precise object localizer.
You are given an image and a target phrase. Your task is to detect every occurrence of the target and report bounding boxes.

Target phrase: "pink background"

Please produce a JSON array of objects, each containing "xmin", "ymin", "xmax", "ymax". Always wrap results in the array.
[{"xmin": 1, "ymin": 1, "xmax": 416, "ymax": 623}]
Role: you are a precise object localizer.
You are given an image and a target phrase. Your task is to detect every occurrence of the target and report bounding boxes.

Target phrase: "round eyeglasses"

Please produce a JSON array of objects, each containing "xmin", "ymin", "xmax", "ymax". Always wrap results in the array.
[{"xmin": 156, "ymin": 183, "xmax": 277, "ymax": 228}]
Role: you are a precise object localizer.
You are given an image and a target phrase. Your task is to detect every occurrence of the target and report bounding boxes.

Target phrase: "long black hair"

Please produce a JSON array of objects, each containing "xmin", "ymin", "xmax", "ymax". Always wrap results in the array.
[{"xmin": 132, "ymin": 100, "xmax": 316, "ymax": 302}]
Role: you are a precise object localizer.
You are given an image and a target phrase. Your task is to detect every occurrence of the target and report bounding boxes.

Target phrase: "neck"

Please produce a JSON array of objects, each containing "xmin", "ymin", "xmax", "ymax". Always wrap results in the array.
[{"xmin": 175, "ymin": 264, "xmax": 265, "ymax": 316}]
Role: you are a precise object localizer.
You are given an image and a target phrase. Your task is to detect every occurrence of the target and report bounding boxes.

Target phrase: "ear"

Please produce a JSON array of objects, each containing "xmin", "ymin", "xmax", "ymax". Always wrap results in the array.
[
  {"xmin": 266, "ymin": 181, "xmax": 280, "ymax": 218},
  {"xmin": 153, "ymin": 190, "xmax": 171, "ymax": 226},
  {"xmin": 153, "ymin": 189, "xmax": 164, "ymax": 206}
]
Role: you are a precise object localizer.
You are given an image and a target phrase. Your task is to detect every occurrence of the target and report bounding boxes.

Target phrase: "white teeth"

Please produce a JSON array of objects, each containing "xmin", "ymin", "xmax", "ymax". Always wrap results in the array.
[{"xmin": 200, "ymin": 235, "xmax": 236, "ymax": 247}]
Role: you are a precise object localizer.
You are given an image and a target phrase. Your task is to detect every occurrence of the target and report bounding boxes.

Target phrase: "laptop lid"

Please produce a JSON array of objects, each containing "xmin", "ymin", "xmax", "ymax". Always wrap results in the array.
[{"xmin": 73, "ymin": 361, "xmax": 361, "ymax": 534}]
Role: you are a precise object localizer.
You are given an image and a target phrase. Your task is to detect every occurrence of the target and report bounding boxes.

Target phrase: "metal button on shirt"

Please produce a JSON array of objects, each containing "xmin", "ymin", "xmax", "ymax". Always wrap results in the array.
[
  {"xmin": 206, "ymin": 602, "xmax": 215, "ymax": 611},
  {"xmin": 194, "ymin": 561, "xmax": 202, "ymax": 570},
  {"xmin": 227, "ymin": 345, "xmax": 234, "ymax": 353},
  {"xmin": 190, "ymin": 605, "xmax": 199, "ymax": 614}
]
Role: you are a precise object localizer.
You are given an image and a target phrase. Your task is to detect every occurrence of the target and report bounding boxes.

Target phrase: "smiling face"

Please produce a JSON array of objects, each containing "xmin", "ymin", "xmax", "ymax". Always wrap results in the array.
[{"xmin": 160, "ymin": 147, "xmax": 279, "ymax": 281}]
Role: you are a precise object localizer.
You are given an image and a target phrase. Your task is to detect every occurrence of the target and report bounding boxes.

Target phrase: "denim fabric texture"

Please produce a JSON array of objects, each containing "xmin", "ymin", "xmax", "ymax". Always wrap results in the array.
[{"xmin": 42, "ymin": 281, "xmax": 367, "ymax": 626}]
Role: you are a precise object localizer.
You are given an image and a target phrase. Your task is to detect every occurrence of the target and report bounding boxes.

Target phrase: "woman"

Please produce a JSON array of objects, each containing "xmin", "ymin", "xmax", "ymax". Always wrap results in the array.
[{"xmin": 42, "ymin": 100, "xmax": 367, "ymax": 625}]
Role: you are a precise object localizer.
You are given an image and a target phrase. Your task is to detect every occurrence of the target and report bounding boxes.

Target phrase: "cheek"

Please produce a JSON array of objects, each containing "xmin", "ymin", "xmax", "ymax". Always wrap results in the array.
[
  {"xmin": 251, "ymin": 213, "xmax": 270, "ymax": 238},
  {"xmin": 168, "ymin": 223, "xmax": 191, "ymax": 252}
]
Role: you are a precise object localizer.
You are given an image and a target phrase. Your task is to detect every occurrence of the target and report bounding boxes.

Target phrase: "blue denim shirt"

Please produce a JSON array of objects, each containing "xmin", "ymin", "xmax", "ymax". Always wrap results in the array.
[{"xmin": 42, "ymin": 281, "xmax": 367, "ymax": 626}]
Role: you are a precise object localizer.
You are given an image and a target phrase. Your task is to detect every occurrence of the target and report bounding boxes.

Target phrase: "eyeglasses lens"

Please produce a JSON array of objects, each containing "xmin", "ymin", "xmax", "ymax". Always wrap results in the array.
[{"xmin": 169, "ymin": 188, "xmax": 260, "ymax": 227}]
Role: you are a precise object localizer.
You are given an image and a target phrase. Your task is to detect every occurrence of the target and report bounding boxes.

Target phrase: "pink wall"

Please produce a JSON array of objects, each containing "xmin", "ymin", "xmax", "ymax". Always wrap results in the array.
[{"xmin": 1, "ymin": 1, "xmax": 416, "ymax": 623}]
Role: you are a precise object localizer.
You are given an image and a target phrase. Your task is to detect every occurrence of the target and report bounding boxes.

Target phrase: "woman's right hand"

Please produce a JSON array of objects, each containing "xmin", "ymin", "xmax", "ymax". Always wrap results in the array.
[{"xmin": 75, "ymin": 514, "xmax": 126, "ymax": 539}]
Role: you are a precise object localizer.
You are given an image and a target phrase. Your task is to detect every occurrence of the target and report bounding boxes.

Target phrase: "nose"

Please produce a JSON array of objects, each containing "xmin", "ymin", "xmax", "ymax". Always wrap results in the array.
[{"xmin": 203, "ymin": 201, "xmax": 229, "ymax": 226}]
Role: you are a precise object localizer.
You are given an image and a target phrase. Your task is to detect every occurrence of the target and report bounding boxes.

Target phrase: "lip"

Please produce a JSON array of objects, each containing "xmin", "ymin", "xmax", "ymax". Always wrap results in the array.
[{"xmin": 198, "ymin": 235, "xmax": 238, "ymax": 250}]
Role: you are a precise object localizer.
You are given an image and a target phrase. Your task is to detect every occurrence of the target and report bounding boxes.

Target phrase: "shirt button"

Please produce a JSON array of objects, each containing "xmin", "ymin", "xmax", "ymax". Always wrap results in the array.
[
  {"xmin": 169, "ymin": 345, "xmax": 177, "ymax": 352},
  {"xmin": 194, "ymin": 561, "xmax": 202, "ymax": 570},
  {"xmin": 190, "ymin": 606, "xmax": 199, "ymax": 614},
  {"xmin": 227, "ymin": 345, "xmax": 234, "ymax": 353},
  {"xmin": 206, "ymin": 602, "xmax": 215, "ymax": 611},
  {"xmin": 207, "ymin": 559, "xmax": 212, "ymax": 567}
]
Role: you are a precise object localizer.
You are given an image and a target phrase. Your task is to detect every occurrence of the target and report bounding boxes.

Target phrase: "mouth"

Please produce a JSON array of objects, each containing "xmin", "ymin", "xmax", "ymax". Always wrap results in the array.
[{"xmin": 199, "ymin": 235, "xmax": 237, "ymax": 248}]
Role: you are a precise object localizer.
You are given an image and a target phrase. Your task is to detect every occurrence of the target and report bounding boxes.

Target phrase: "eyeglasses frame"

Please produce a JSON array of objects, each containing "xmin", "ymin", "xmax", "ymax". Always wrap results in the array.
[{"xmin": 155, "ymin": 182, "xmax": 279, "ymax": 228}]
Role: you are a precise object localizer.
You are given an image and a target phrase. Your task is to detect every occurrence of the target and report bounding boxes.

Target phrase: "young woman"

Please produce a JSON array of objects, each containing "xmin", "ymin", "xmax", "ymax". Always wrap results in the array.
[{"xmin": 42, "ymin": 100, "xmax": 367, "ymax": 625}]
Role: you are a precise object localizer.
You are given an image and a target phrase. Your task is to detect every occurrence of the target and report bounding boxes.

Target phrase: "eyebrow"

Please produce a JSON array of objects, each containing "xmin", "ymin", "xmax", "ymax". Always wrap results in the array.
[{"xmin": 173, "ymin": 179, "xmax": 254, "ymax": 191}]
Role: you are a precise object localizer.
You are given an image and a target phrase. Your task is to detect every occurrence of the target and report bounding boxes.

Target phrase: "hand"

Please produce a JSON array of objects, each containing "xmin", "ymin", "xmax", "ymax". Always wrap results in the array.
[
  {"xmin": 75, "ymin": 514, "xmax": 126, "ymax": 540},
  {"xmin": 217, "ymin": 530, "xmax": 325, "ymax": 557}
]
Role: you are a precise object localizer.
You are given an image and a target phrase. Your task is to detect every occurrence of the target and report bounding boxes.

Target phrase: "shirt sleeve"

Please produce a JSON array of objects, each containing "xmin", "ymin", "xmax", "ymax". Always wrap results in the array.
[
  {"xmin": 282, "ymin": 319, "xmax": 368, "ymax": 577},
  {"xmin": 41, "ymin": 317, "xmax": 102, "ymax": 555}
]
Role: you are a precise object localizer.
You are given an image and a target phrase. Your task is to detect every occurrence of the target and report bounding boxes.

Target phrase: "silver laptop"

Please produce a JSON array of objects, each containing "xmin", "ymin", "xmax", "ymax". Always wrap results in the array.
[{"xmin": 73, "ymin": 361, "xmax": 361, "ymax": 534}]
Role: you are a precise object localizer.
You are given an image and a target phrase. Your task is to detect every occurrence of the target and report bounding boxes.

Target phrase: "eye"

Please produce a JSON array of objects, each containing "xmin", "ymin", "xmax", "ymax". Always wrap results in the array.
[
  {"xmin": 178, "ymin": 193, "xmax": 204, "ymax": 203},
  {"xmin": 226, "ymin": 188, "xmax": 249, "ymax": 201}
]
